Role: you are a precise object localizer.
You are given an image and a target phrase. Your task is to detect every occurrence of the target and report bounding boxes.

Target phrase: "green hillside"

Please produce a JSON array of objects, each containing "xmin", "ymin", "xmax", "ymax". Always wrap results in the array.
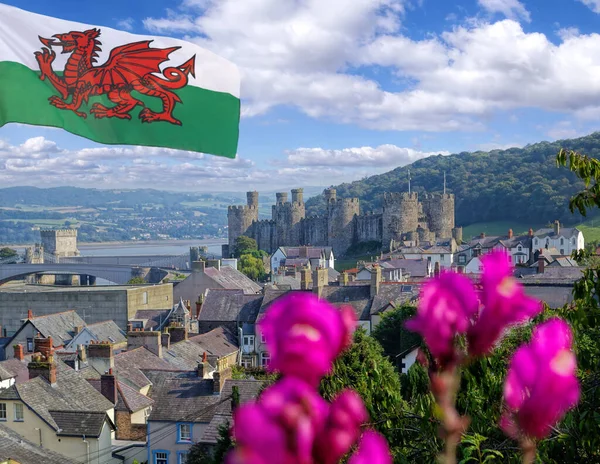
[{"xmin": 306, "ymin": 132, "xmax": 600, "ymax": 229}]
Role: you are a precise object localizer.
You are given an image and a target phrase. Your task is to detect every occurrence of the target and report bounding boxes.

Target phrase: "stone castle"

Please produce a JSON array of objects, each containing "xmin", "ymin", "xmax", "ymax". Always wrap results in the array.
[
  {"xmin": 26, "ymin": 229, "xmax": 80, "ymax": 263},
  {"xmin": 225, "ymin": 188, "xmax": 462, "ymax": 257}
]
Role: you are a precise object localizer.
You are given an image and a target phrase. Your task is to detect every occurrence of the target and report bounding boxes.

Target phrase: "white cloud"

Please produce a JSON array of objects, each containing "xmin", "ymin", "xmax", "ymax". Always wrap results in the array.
[
  {"xmin": 546, "ymin": 121, "xmax": 583, "ymax": 140},
  {"xmin": 140, "ymin": 1, "xmax": 600, "ymax": 133},
  {"xmin": 0, "ymin": 137, "xmax": 445, "ymax": 190},
  {"xmin": 117, "ymin": 18, "xmax": 135, "ymax": 31},
  {"xmin": 477, "ymin": 0, "xmax": 531, "ymax": 22},
  {"xmin": 286, "ymin": 145, "xmax": 449, "ymax": 167},
  {"xmin": 557, "ymin": 27, "xmax": 580, "ymax": 41},
  {"xmin": 578, "ymin": 0, "xmax": 600, "ymax": 13}
]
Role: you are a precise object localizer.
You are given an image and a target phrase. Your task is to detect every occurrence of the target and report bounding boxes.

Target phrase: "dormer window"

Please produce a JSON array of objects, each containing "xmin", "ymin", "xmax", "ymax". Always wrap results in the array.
[
  {"xmin": 517, "ymin": 245, "xmax": 522, "ymax": 251},
  {"xmin": 560, "ymin": 238, "xmax": 564, "ymax": 245}
]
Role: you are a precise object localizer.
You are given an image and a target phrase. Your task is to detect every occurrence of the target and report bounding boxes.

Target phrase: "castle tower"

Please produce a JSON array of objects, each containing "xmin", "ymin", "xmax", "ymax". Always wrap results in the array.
[
  {"xmin": 382, "ymin": 192, "xmax": 419, "ymax": 250},
  {"xmin": 226, "ymin": 191, "xmax": 259, "ymax": 255},
  {"xmin": 327, "ymin": 196, "xmax": 360, "ymax": 256},
  {"xmin": 40, "ymin": 229, "xmax": 80, "ymax": 259},
  {"xmin": 452, "ymin": 226, "xmax": 463, "ymax": 244},
  {"xmin": 272, "ymin": 192, "xmax": 291, "ymax": 248},
  {"xmin": 423, "ymin": 193, "xmax": 455, "ymax": 239},
  {"xmin": 324, "ymin": 188, "xmax": 337, "ymax": 204},
  {"xmin": 290, "ymin": 188, "xmax": 306, "ymax": 246}
]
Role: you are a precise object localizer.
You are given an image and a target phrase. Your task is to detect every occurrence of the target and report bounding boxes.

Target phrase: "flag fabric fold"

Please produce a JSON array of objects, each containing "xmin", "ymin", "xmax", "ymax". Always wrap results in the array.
[{"xmin": 0, "ymin": 3, "xmax": 240, "ymax": 157}]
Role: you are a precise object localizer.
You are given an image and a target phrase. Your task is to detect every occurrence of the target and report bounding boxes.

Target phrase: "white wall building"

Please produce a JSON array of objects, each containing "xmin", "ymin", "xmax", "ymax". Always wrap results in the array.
[{"xmin": 532, "ymin": 222, "xmax": 584, "ymax": 256}]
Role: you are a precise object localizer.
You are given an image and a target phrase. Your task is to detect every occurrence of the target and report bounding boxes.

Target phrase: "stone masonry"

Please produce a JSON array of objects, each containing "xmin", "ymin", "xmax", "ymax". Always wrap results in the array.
[
  {"xmin": 40, "ymin": 229, "xmax": 80, "ymax": 258},
  {"xmin": 226, "ymin": 188, "xmax": 462, "ymax": 256}
]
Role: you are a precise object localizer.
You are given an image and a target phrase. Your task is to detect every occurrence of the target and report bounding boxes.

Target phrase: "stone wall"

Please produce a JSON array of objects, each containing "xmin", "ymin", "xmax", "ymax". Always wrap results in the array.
[
  {"xmin": 354, "ymin": 212, "xmax": 382, "ymax": 243},
  {"xmin": 115, "ymin": 411, "xmax": 147, "ymax": 441},
  {"xmin": 40, "ymin": 229, "xmax": 80, "ymax": 258},
  {"xmin": 382, "ymin": 193, "xmax": 419, "ymax": 249},
  {"xmin": 252, "ymin": 220, "xmax": 277, "ymax": 253},
  {"xmin": 328, "ymin": 199, "xmax": 360, "ymax": 256},
  {"xmin": 301, "ymin": 216, "xmax": 328, "ymax": 247},
  {"xmin": 422, "ymin": 193, "xmax": 455, "ymax": 239}
]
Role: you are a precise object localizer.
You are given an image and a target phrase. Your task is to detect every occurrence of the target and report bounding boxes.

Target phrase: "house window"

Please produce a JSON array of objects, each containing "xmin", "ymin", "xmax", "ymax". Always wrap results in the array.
[
  {"xmin": 440, "ymin": 254, "xmax": 445, "ymax": 261},
  {"xmin": 153, "ymin": 451, "xmax": 169, "ymax": 464},
  {"xmin": 143, "ymin": 292, "xmax": 148, "ymax": 304},
  {"xmin": 560, "ymin": 238, "xmax": 564, "ymax": 245},
  {"xmin": 0, "ymin": 404, "xmax": 6, "ymax": 420},
  {"xmin": 14, "ymin": 403, "xmax": 23, "ymax": 421},
  {"xmin": 534, "ymin": 238, "xmax": 538, "ymax": 245},
  {"xmin": 561, "ymin": 249, "xmax": 565, "ymax": 255},
  {"xmin": 26, "ymin": 338, "xmax": 33, "ymax": 353},
  {"xmin": 177, "ymin": 423, "xmax": 192, "ymax": 443},
  {"xmin": 243, "ymin": 335, "xmax": 255, "ymax": 347},
  {"xmin": 261, "ymin": 352, "xmax": 271, "ymax": 367},
  {"xmin": 241, "ymin": 358, "xmax": 252, "ymax": 368},
  {"xmin": 178, "ymin": 451, "xmax": 189, "ymax": 464},
  {"xmin": 260, "ymin": 333, "xmax": 266, "ymax": 344},
  {"xmin": 518, "ymin": 245, "xmax": 522, "ymax": 251},
  {"xmin": 458, "ymin": 255, "xmax": 466, "ymax": 264}
]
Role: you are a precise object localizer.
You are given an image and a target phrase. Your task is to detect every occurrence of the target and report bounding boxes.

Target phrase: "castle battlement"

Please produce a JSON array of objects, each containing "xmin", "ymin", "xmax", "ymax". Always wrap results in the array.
[
  {"xmin": 40, "ymin": 228, "xmax": 78, "ymax": 236},
  {"xmin": 422, "ymin": 193, "xmax": 454, "ymax": 200},
  {"xmin": 383, "ymin": 192, "xmax": 419, "ymax": 204},
  {"xmin": 228, "ymin": 205, "xmax": 257, "ymax": 211}
]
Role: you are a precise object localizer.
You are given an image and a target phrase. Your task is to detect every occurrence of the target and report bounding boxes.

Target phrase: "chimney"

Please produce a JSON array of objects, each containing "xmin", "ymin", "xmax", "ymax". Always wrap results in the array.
[
  {"xmin": 100, "ymin": 368, "xmax": 117, "ymax": 405},
  {"xmin": 554, "ymin": 220, "xmax": 560, "ymax": 236},
  {"xmin": 338, "ymin": 271, "xmax": 349, "ymax": 287},
  {"xmin": 74, "ymin": 325, "xmax": 83, "ymax": 335},
  {"xmin": 127, "ymin": 323, "xmax": 133, "ymax": 333},
  {"xmin": 161, "ymin": 332, "xmax": 171, "ymax": 349},
  {"xmin": 87, "ymin": 343, "xmax": 114, "ymax": 374},
  {"xmin": 207, "ymin": 259, "xmax": 221, "ymax": 271},
  {"xmin": 312, "ymin": 267, "xmax": 328, "ymax": 298},
  {"xmin": 127, "ymin": 331, "xmax": 162, "ymax": 358},
  {"xmin": 77, "ymin": 344, "xmax": 87, "ymax": 363},
  {"xmin": 213, "ymin": 367, "xmax": 232, "ymax": 394},
  {"xmin": 529, "ymin": 228, "xmax": 533, "ymax": 237},
  {"xmin": 34, "ymin": 336, "xmax": 53, "ymax": 358},
  {"xmin": 197, "ymin": 353, "xmax": 211, "ymax": 378},
  {"xmin": 192, "ymin": 260, "xmax": 206, "ymax": 273},
  {"xmin": 28, "ymin": 352, "xmax": 57, "ymax": 385},
  {"xmin": 27, "ymin": 309, "xmax": 33, "ymax": 319},
  {"xmin": 300, "ymin": 268, "xmax": 312, "ymax": 291},
  {"xmin": 508, "ymin": 229, "xmax": 513, "ymax": 239},
  {"xmin": 169, "ymin": 326, "xmax": 188, "ymax": 344},
  {"xmin": 14, "ymin": 344, "xmax": 24, "ymax": 361},
  {"xmin": 370, "ymin": 265, "xmax": 381, "ymax": 298},
  {"xmin": 480, "ymin": 232, "xmax": 486, "ymax": 239},
  {"xmin": 538, "ymin": 255, "xmax": 545, "ymax": 274}
]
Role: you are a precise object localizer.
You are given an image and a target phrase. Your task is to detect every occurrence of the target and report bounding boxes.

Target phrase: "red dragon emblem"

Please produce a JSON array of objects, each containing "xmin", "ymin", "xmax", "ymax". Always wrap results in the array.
[{"xmin": 34, "ymin": 28, "xmax": 196, "ymax": 125}]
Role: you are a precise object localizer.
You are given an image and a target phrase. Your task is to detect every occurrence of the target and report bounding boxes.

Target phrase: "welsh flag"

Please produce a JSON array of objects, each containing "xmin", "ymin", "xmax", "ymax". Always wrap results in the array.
[{"xmin": 0, "ymin": 3, "xmax": 240, "ymax": 158}]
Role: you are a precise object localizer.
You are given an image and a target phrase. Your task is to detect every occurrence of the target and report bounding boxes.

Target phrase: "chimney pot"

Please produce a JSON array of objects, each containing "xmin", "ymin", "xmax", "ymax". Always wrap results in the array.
[
  {"xmin": 14, "ymin": 344, "xmax": 24, "ymax": 361},
  {"xmin": 27, "ymin": 309, "xmax": 33, "ymax": 319},
  {"xmin": 100, "ymin": 370, "xmax": 117, "ymax": 405},
  {"xmin": 480, "ymin": 232, "xmax": 486, "ymax": 239},
  {"xmin": 508, "ymin": 229, "xmax": 513, "ymax": 239}
]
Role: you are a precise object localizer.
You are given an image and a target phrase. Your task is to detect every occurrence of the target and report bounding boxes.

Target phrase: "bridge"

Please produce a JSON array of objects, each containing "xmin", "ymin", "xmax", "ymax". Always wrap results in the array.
[{"xmin": 0, "ymin": 263, "xmax": 143, "ymax": 285}]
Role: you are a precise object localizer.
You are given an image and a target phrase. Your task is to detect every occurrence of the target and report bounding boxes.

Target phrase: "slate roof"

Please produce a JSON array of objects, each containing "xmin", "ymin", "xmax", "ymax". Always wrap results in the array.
[
  {"xmin": 522, "ymin": 286, "xmax": 574, "ymax": 309},
  {"xmin": 188, "ymin": 327, "xmax": 239, "ymax": 358},
  {"xmin": 88, "ymin": 378, "xmax": 154, "ymax": 413},
  {"xmin": 370, "ymin": 284, "xmax": 419, "ymax": 316},
  {"xmin": 534, "ymin": 227, "xmax": 581, "ymax": 239},
  {"xmin": 202, "ymin": 379, "xmax": 264, "ymax": 444},
  {"xmin": 0, "ymin": 423, "xmax": 79, "ymax": 464},
  {"xmin": 204, "ymin": 266, "xmax": 262, "ymax": 294},
  {"xmin": 0, "ymin": 363, "xmax": 14, "ymax": 381},
  {"xmin": 27, "ymin": 310, "xmax": 85, "ymax": 346},
  {"xmin": 145, "ymin": 371, "xmax": 222, "ymax": 422},
  {"xmin": 0, "ymin": 384, "xmax": 19, "ymax": 400},
  {"xmin": 162, "ymin": 340, "xmax": 210, "ymax": 370},
  {"xmin": 281, "ymin": 246, "xmax": 332, "ymax": 259},
  {"xmin": 114, "ymin": 347, "xmax": 173, "ymax": 391},
  {"xmin": 86, "ymin": 320, "xmax": 126, "ymax": 345},
  {"xmin": 320, "ymin": 286, "xmax": 372, "ymax": 320},
  {"xmin": 131, "ymin": 309, "xmax": 173, "ymax": 330},
  {"xmin": 50, "ymin": 410, "xmax": 113, "ymax": 438},
  {"xmin": 199, "ymin": 289, "xmax": 262, "ymax": 323},
  {"xmin": 15, "ymin": 359, "xmax": 114, "ymax": 432},
  {"xmin": 0, "ymin": 358, "xmax": 30, "ymax": 384},
  {"xmin": 380, "ymin": 259, "xmax": 429, "ymax": 278}
]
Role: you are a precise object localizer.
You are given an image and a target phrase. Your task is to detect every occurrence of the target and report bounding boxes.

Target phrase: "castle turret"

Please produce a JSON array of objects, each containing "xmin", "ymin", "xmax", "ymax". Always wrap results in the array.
[
  {"xmin": 327, "ymin": 197, "xmax": 359, "ymax": 256},
  {"xmin": 422, "ymin": 193, "xmax": 455, "ymax": 239},
  {"xmin": 290, "ymin": 188, "xmax": 305, "ymax": 245},
  {"xmin": 324, "ymin": 188, "xmax": 337, "ymax": 204},
  {"xmin": 382, "ymin": 192, "xmax": 419, "ymax": 251},
  {"xmin": 276, "ymin": 192, "xmax": 288, "ymax": 205},
  {"xmin": 226, "ymin": 191, "xmax": 259, "ymax": 256},
  {"xmin": 40, "ymin": 229, "xmax": 80, "ymax": 258},
  {"xmin": 452, "ymin": 226, "xmax": 463, "ymax": 244}
]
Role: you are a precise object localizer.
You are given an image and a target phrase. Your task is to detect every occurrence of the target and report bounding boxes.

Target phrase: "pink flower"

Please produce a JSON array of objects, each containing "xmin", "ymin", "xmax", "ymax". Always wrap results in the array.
[
  {"xmin": 501, "ymin": 318, "xmax": 580, "ymax": 439},
  {"xmin": 229, "ymin": 378, "xmax": 329, "ymax": 464},
  {"xmin": 405, "ymin": 272, "xmax": 479, "ymax": 365},
  {"xmin": 348, "ymin": 430, "xmax": 393, "ymax": 464},
  {"xmin": 259, "ymin": 293, "xmax": 357, "ymax": 386},
  {"xmin": 468, "ymin": 251, "xmax": 542, "ymax": 356},
  {"xmin": 314, "ymin": 390, "xmax": 369, "ymax": 464}
]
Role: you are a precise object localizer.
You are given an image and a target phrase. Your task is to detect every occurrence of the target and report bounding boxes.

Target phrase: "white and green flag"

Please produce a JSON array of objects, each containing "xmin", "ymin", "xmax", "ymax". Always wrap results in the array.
[{"xmin": 0, "ymin": 3, "xmax": 240, "ymax": 157}]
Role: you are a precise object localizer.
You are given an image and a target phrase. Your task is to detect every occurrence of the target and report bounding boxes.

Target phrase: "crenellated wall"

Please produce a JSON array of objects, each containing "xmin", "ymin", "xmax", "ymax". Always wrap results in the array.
[
  {"xmin": 252, "ymin": 220, "xmax": 277, "ymax": 253},
  {"xmin": 382, "ymin": 192, "xmax": 419, "ymax": 249},
  {"xmin": 355, "ymin": 212, "xmax": 382, "ymax": 243},
  {"xmin": 422, "ymin": 193, "xmax": 455, "ymax": 239},
  {"xmin": 301, "ymin": 216, "xmax": 328, "ymax": 246},
  {"xmin": 328, "ymin": 198, "xmax": 360, "ymax": 256}
]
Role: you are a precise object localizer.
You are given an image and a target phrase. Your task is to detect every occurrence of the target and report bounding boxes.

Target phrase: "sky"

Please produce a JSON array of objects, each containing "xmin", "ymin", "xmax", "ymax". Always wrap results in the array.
[{"xmin": 2, "ymin": 0, "xmax": 600, "ymax": 192}]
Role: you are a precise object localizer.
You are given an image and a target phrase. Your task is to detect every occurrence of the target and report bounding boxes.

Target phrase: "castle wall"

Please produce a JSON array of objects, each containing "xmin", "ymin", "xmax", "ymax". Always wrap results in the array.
[
  {"xmin": 328, "ymin": 199, "xmax": 360, "ymax": 256},
  {"xmin": 227, "ymin": 205, "xmax": 258, "ymax": 253},
  {"xmin": 252, "ymin": 220, "xmax": 277, "ymax": 254},
  {"xmin": 301, "ymin": 216, "xmax": 328, "ymax": 247},
  {"xmin": 382, "ymin": 193, "xmax": 419, "ymax": 250},
  {"xmin": 354, "ymin": 212, "xmax": 382, "ymax": 243}
]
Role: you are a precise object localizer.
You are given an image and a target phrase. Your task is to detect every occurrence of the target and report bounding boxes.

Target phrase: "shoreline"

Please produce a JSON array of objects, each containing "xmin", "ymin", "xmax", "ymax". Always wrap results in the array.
[{"xmin": 6, "ymin": 238, "xmax": 227, "ymax": 250}]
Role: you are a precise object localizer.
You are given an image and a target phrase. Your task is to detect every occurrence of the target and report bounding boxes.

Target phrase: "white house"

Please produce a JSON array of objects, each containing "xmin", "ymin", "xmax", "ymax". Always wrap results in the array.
[
  {"xmin": 532, "ymin": 221, "xmax": 584, "ymax": 256},
  {"xmin": 464, "ymin": 256, "xmax": 483, "ymax": 274},
  {"xmin": 271, "ymin": 246, "xmax": 334, "ymax": 275}
]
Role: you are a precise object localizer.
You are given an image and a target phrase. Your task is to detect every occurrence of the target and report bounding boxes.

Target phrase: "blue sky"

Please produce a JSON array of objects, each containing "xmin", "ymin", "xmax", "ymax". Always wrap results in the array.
[{"xmin": 2, "ymin": 0, "xmax": 600, "ymax": 192}]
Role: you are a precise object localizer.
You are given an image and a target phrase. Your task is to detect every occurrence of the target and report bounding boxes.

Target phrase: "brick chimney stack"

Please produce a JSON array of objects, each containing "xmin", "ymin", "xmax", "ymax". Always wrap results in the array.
[
  {"xmin": 27, "ymin": 309, "xmax": 33, "ymax": 319},
  {"xmin": 14, "ymin": 344, "xmax": 24, "ymax": 361},
  {"xmin": 508, "ymin": 229, "xmax": 513, "ymax": 239},
  {"xmin": 213, "ymin": 367, "xmax": 232, "ymax": 394},
  {"xmin": 312, "ymin": 267, "xmax": 328, "ymax": 298},
  {"xmin": 34, "ymin": 336, "xmax": 53, "ymax": 358},
  {"xmin": 538, "ymin": 253, "xmax": 545, "ymax": 274},
  {"xmin": 370, "ymin": 265, "xmax": 381, "ymax": 298},
  {"xmin": 100, "ymin": 368, "xmax": 117, "ymax": 405},
  {"xmin": 28, "ymin": 351, "xmax": 57, "ymax": 385},
  {"xmin": 300, "ymin": 268, "xmax": 312, "ymax": 291},
  {"xmin": 168, "ymin": 326, "xmax": 188, "ymax": 344},
  {"xmin": 480, "ymin": 232, "xmax": 486, "ymax": 239}
]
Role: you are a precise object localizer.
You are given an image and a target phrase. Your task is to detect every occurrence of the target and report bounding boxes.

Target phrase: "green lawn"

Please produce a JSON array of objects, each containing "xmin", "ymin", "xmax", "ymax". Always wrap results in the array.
[
  {"xmin": 462, "ymin": 221, "xmax": 546, "ymax": 241},
  {"xmin": 335, "ymin": 254, "xmax": 377, "ymax": 272}
]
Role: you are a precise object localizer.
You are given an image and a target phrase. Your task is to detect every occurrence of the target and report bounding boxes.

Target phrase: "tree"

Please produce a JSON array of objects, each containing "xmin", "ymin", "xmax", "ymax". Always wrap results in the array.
[
  {"xmin": 238, "ymin": 253, "xmax": 266, "ymax": 281},
  {"xmin": 185, "ymin": 423, "xmax": 233, "ymax": 464},
  {"xmin": 0, "ymin": 247, "xmax": 18, "ymax": 263},
  {"xmin": 234, "ymin": 236, "xmax": 258, "ymax": 258},
  {"xmin": 127, "ymin": 277, "xmax": 146, "ymax": 284},
  {"xmin": 186, "ymin": 442, "xmax": 212, "ymax": 464},
  {"xmin": 371, "ymin": 304, "xmax": 420, "ymax": 371}
]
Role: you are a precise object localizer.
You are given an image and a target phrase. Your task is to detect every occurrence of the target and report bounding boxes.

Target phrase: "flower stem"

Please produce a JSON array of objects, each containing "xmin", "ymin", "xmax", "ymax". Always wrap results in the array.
[{"xmin": 521, "ymin": 438, "xmax": 536, "ymax": 464}]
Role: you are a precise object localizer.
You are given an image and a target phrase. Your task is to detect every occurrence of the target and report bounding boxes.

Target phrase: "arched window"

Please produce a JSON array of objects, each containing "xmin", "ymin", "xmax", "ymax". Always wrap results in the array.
[{"xmin": 560, "ymin": 238, "xmax": 564, "ymax": 245}]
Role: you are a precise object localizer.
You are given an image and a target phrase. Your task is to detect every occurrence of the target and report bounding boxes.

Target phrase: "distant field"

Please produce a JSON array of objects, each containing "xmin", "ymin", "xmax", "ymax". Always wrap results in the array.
[{"xmin": 1, "ymin": 218, "xmax": 79, "ymax": 227}]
